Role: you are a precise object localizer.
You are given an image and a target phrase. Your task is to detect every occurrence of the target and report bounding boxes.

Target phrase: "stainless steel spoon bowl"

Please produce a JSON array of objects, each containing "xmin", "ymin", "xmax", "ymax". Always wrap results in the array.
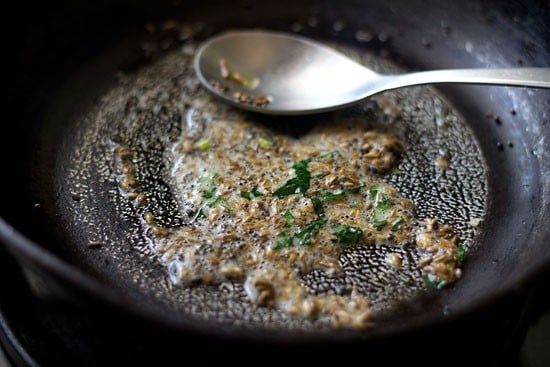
[{"xmin": 194, "ymin": 30, "xmax": 550, "ymax": 115}]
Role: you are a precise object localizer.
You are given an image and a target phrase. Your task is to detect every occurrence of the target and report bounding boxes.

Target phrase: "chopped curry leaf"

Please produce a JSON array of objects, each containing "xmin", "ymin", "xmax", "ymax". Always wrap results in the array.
[
  {"xmin": 322, "ymin": 186, "xmax": 363, "ymax": 200},
  {"xmin": 190, "ymin": 203, "xmax": 208, "ymax": 222},
  {"xmin": 390, "ymin": 217, "xmax": 404, "ymax": 232},
  {"xmin": 377, "ymin": 196, "xmax": 392, "ymax": 209},
  {"xmin": 423, "ymin": 275, "xmax": 437, "ymax": 287},
  {"xmin": 273, "ymin": 160, "xmax": 311, "ymax": 198},
  {"xmin": 423, "ymin": 275, "xmax": 448, "ymax": 289},
  {"xmin": 283, "ymin": 210, "xmax": 295, "ymax": 226},
  {"xmin": 456, "ymin": 244, "xmax": 466, "ymax": 262},
  {"xmin": 345, "ymin": 186, "xmax": 363, "ymax": 195},
  {"xmin": 307, "ymin": 191, "xmax": 344, "ymax": 217},
  {"xmin": 207, "ymin": 196, "xmax": 233, "ymax": 211},
  {"xmin": 371, "ymin": 195, "xmax": 392, "ymax": 229},
  {"xmin": 195, "ymin": 208, "xmax": 205, "ymax": 219},
  {"xmin": 199, "ymin": 172, "xmax": 217, "ymax": 198},
  {"xmin": 321, "ymin": 189, "xmax": 346, "ymax": 201},
  {"xmin": 371, "ymin": 216, "xmax": 387, "ymax": 229},
  {"xmin": 369, "ymin": 185, "xmax": 382, "ymax": 201},
  {"xmin": 273, "ymin": 229, "xmax": 293, "ymax": 250},
  {"xmin": 310, "ymin": 196, "xmax": 324, "ymax": 215},
  {"xmin": 309, "ymin": 187, "xmax": 363, "ymax": 214},
  {"xmin": 332, "ymin": 225, "xmax": 363, "ymax": 245},
  {"xmin": 293, "ymin": 218, "xmax": 327, "ymax": 246},
  {"xmin": 241, "ymin": 189, "xmax": 264, "ymax": 200},
  {"xmin": 272, "ymin": 218, "xmax": 327, "ymax": 249}
]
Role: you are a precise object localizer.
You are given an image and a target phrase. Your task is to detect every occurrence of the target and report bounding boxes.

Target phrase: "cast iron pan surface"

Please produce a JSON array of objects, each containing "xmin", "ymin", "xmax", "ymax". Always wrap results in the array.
[{"xmin": 3, "ymin": 0, "xmax": 550, "ymax": 362}]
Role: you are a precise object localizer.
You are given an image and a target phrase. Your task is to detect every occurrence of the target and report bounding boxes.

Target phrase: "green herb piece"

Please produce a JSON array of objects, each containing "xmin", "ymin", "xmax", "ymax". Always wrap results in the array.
[
  {"xmin": 258, "ymin": 137, "xmax": 272, "ymax": 149},
  {"xmin": 393, "ymin": 168, "xmax": 403, "ymax": 175},
  {"xmin": 273, "ymin": 160, "xmax": 311, "ymax": 198},
  {"xmin": 190, "ymin": 206, "xmax": 207, "ymax": 223},
  {"xmin": 273, "ymin": 229, "xmax": 293, "ymax": 250},
  {"xmin": 456, "ymin": 244, "xmax": 466, "ymax": 262},
  {"xmin": 371, "ymin": 195, "xmax": 392, "ymax": 229},
  {"xmin": 423, "ymin": 275, "xmax": 448, "ymax": 289},
  {"xmin": 199, "ymin": 172, "xmax": 217, "ymax": 198},
  {"xmin": 272, "ymin": 218, "xmax": 327, "ymax": 250},
  {"xmin": 349, "ymin": 202, "xmax": 358, "ymax": 209},
  {"xmin": 321, "ymin": 186, "xmax": 362, "ymax": 200},
  {"xmin": 283, "ymin": 210, "xmax": 295, "ymax": 226},
  {"xmin": 308, "ymin": 186, "xmax": 363, "ymax": 216},
  {"xmin": 377, "ymin": 195, "xmax": 392, "ymax": 209},
  {"xmin": 318, "ymin": 186, "xmax": 364, "ymax": 204},
  {"xmin": 321, "ymin": 189, "xmax": 346, "ymax": 201},
  {"xmin": 310, "ymin": 196, "xmax": 324, "ymax": 215},
  {"xmin": 369, "ymin": 185, "xmax": 382, "ymax": 201},
  {"xmin": 194, "ymin": 138, "xmax": 211, "ymax": 151},
  {"xmin": 345, "ymin": 186, "xmax": 363, "ymax": 195},
  {"xmin": 191, "ymin": 193, "xmax": 233, "ymax": 222},
  {"xmin": 371, "ymin": 216, "xmax": 388, "ymax": 229},
  {"xmin": 207, "ymin": 196, "xmax": 233, "ymax": 211},
  {"xmin": 332, "ymin": 225, "xmax": 363, "ymax": 245},
  {"xmin": 195, "ymin": 208, "xmax": 205, "ymax": 219},
  {"xmin": 390, "ymin": 217, "xmax": 404, "ymax": 232},
  {"xmin": 293, "ymin": 218, "xmax": 327, "ymax": 246},
  {"xmin": 240, "ymin": 189, "xmax": 264, "ymax": 200}
]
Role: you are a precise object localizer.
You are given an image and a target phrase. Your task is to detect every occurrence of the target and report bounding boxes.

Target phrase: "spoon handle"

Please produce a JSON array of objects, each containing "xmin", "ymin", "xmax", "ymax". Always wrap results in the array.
[{"xmin": 385, "ymin": 68, "xmax": 550, "ymax": 90}]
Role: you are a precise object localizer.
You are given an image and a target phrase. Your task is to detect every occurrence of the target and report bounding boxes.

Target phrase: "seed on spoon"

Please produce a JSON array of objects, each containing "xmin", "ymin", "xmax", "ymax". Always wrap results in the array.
[
  {"xmin": 196, "ymin": 30, "xmax": 550, "ymax": 115},
  {"xmin": 215, "ymin": 57, "xmax": 271, "ymax": 106},
  {"xmin": 233, "ymin": 91, "xmax": 272, "ymax": 107},
  {"xmin": 218, "ymin": 57, "xmax": 259, "ymax": 89}
]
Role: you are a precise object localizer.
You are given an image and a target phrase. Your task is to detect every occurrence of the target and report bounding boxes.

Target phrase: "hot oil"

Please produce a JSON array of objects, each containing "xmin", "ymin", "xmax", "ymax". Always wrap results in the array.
[{"xmin": 61, "ymin": 27, "xmax": 487, "ymax": 331}]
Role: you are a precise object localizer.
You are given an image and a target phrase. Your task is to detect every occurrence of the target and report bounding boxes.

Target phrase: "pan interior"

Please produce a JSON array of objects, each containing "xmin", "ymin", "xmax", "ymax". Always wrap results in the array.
[{"xmin": 37, "ymin": 23, "xmax": 487, "ymax": 333}]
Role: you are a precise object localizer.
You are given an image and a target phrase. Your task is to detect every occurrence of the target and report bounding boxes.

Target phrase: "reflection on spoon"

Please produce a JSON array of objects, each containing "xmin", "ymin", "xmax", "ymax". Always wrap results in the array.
[{"xmin": 194, "ymin": 30, "xmax": 550, "ymax": 115}]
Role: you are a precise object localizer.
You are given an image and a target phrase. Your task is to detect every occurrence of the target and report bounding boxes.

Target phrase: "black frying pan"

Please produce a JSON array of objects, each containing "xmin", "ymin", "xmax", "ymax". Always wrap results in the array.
[{"xmin": 3, "ymin": 0, "xmax": 550, "ymax": 365}]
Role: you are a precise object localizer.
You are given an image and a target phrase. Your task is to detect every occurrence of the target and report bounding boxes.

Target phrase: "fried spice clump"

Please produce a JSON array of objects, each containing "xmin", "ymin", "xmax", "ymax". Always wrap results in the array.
[
  {"xmin": 359, "ymin": 130, "xmax": 403, "ymax": 173},
  {"xmin": 415, "ymin": 218, "xmax": 462, "ymax": 285},
  {"xmin": 115, "ymin": 105, "xmax": 463, "ymax": 330}
]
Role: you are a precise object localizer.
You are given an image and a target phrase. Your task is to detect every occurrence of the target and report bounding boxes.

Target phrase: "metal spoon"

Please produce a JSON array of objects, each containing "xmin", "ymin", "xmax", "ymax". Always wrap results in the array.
[{"xmin": 194, "ymin": 30, "xmax": 550, "ymax": 115}]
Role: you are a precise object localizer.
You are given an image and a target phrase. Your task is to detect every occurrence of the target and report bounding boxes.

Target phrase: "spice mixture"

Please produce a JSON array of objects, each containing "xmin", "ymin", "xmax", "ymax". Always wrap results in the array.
[
  {"xmin": 68, "ymin": 25, "xmax": 486, "ymax": 330},
  {"xmin": 115, "ymin": 102, "xmax": 463, "ymax": 329}
]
